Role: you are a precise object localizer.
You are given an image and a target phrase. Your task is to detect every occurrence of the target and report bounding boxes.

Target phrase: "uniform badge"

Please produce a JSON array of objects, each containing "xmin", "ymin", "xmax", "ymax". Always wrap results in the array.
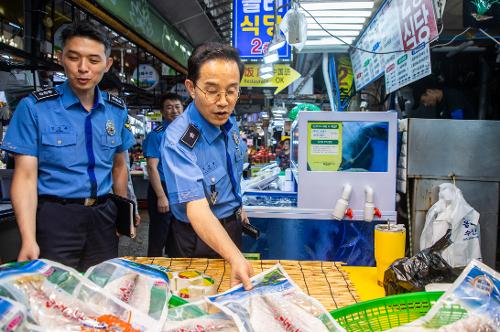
[
  {"xmin": 107, "ymin": 93, "xmax": 125, "ymax": 109},
  {"xmin": 232, "ymin": 131, "xmax": 240, "ymax": 146},
  {"xmin": 124, "ymin": 118, "xmax": 132, "ymax": 131},
  {"xmin": 32, "ymin": 88, "xmax": 59, "ymax": 102},
  {"xmin": 180, "ymin": 124, "xmax": 200, "ymax": 148},
  {"xmin": 106, "ymin": 120, "xmax": 116, "ymax": 136}
]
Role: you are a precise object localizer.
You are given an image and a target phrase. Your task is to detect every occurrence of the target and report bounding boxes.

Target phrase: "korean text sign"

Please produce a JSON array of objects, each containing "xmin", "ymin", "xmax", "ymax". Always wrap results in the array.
[
  {"xmin": 350, "ymin": 0, "xmax": 438, "ymax": 93},
  {"xmin": 233, "ymin": 0, "xmax": 291, "ymax": 60}
]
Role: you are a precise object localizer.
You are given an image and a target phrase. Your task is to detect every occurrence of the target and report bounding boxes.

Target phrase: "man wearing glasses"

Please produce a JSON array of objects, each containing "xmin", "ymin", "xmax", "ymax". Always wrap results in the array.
[
  {"xmin": 144, "ymin": 93, "xmax": 183, "ymax": 256},
  {"xmin": 161, "ymin": 42, "xmax": 253, "ymax": 290}
]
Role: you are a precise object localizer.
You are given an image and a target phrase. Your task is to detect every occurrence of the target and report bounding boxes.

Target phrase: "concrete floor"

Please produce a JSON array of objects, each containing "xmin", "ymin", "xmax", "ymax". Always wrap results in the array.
[{"xmin": 118, "ymin": 209, "xmax": 150, "ymax": 257}]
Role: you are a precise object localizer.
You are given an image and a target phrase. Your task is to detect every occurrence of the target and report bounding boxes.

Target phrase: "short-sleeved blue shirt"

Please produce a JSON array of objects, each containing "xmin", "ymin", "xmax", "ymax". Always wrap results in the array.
[
  {"xmin": 161, "ymin": 102, "xmax": 246, "ymax": 223},
  {"xmin": 143, "ymin": 120, "xmax": 169, "ymax": 182},
  {"xmin": 0, "ymin": 81, "xmax": 135, "ymax": 198}
]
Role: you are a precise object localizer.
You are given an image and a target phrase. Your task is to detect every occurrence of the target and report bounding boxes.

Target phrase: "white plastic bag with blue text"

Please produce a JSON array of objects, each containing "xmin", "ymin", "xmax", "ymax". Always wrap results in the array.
[{"xmin": 420, "ymin": 183, "xmax": 481, "ymax": 268}]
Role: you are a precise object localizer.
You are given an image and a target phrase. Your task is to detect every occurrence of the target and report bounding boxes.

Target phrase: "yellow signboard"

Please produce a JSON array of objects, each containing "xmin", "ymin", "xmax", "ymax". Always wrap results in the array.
[
  {"xmin": 240, "ymin": 64, "xmax": 301, "ymax": 94},
  {"xmin": 147, "ymin": 111, "xmax": 162, "ymax": 122},
  {"xmin": 307, "ymin": 122, "xmax": 343, "ymax": 171},
  {"xmin": 337, "ymin": 55, "xmax": 353, "ymax": 106}
]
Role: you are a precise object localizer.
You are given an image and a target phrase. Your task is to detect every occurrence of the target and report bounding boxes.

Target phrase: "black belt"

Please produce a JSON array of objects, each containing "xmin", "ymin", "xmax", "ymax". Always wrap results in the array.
[
  {"xmin": 219, "ymin": 213, "xmax": 237, "ymax": 224},
  {"xmin": 38, "ymin": 195, "xmax": 108, "ymax": 207},
  {"xmin": 219, "ymin": 207, "xmax": 242, "ymax": 224}
]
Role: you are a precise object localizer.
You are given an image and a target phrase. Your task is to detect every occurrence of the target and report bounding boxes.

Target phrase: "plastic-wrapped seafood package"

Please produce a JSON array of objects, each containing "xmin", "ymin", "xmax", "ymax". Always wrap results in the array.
[
  {"xmin": 0, "ymin": 259, "xmax": 157, "ymax": 331},
  {"xmin": 208, "ymin": 264, "xmax": 346, "ymax": 332},
  {"xmin": 388, "ymin": 259, "xmax": 499, "ymax": 332},
  {"xmin": 85, "ymin": 258, "xmax": 171, "ymax": 326},
  {"xmin": 166, "ymin": 270, "xmax": 217, "ymax": 302},
  {"xmin": 163, "ymin": 299, "xmax": 243, "ymax": 332},
  {"xmin": 0, "ymin": 295, "xmax": 27, "ymax": 331}
]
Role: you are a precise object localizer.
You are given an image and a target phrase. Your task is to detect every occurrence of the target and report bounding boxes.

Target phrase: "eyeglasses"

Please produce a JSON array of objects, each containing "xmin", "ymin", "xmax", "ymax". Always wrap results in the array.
[{"xmin": 194, "ymin": 83, "xmax": 240, "ymax": 104}]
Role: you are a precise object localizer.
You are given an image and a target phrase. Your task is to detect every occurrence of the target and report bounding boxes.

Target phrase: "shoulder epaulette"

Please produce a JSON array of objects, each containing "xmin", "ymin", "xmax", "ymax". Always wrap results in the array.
[
  {"xmin": 154, "ymin": 125, "xmax": 164, "ymax": 133},
  {"xmin": 31, "ymin": 88, "xmax": 59, "ymax": 102},
  {"xmin": 179, "ymin": 124, "xmax": 200, "ymax": 149},
  {"xmin": 106, "ymin": 93, "xmax": 126, "ymax": 109}
]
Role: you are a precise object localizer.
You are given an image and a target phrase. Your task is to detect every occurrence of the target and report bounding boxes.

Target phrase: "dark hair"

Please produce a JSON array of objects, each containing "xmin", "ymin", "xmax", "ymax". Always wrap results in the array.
[
  {"xmin": 411, "ymin": 75, "xmax": 442, "ymax": 109},
  {"xmin": 187, "ymin": 42, "xmax": 244, "ymax": 83},
  {"xmin": 160, "ymin": 92, "xmax": 182, "ymax": 106},
  {"xmin": 61, "ymin": 21, "xmax": 111, "ymax": 56}
]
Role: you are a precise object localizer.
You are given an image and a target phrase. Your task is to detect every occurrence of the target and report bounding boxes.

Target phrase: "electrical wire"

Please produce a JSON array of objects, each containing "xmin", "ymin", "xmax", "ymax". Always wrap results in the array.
[
  {"xmin": 431, "ymin": 27, "xmax": 472, "ymax": 48},
  {"xmin": 478, "ymin": 28, "xmax": 500, "ymax": 46},
  {"xmin": 298, "ymin": 2, "xmax": 451, "ymax": 55}
]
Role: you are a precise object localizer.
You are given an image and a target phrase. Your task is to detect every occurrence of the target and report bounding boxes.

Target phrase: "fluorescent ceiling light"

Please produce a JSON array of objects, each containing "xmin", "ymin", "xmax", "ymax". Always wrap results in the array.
[
  {"xmin": 268, "ymin": 36, "xmax": 286, "ymax": 52},
  {"xmin": 301, "ymin": 1, "xmax": 374, "ymax": 10},
  {"xmin": 268, "ymin": 39, "xmax": 286, "ymax": 52},
  {"xmin": 263, "ymin": 51, "xmax": 279, "ymax": 64},
  {"xmin": 260, "ymin": 72, "xmax": 274, "ymax": 80},
  {"xmin": 8, "ymin": 22, "xmax": 21, "ymax": 29},
  {"xmin": 306, "ymin": 17, "xmax": 366, "ymax": 24},
  {"xmin": 300, "ymin": 10, "xmax": 372, "ymax": 17},
  {"xmin": 307, "ymin": 23, "xmax": 364, "ymax": 30},
  {"xmin": 305, "ymin": 37, "xmax": 356, "ymax": 46},
  {"xmin": 307, "ymin": 30, "xmax": 361, "ymax": 37},
  {"xmin": 272, "ymin": 110, "xmax": 287, "ymax": 115},
  {"xmin": 268, "ymin": 24, "xmax": 286, "ymax": 52},
  {"xmin": 259, "ymin": 64, "xmax": 273, "ymax": 74}
]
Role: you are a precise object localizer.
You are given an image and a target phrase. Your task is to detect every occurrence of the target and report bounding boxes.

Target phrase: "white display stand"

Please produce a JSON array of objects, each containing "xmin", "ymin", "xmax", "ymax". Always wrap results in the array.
[{"xmin": 288, "ymin": 111, "xmax": 398, "ymax": 222}]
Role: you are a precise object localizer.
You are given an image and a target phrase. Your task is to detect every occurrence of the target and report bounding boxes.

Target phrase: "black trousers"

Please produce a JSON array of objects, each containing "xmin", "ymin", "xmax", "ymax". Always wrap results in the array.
[
  {"xmin": 36, "ymin": 199, "xmax": 118, "ymax": 272},
  {"xmin": 166, "ymin": 214, "xmax": 242, "ymax": 258},
  {"xmin": 147, "ymin": 182, "xmax": 172, "ymax": 257}
]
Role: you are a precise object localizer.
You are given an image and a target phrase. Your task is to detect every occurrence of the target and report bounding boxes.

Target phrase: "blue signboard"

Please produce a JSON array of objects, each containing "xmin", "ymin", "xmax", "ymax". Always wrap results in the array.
[{"xmin": 233, "ymin": 0, "xmax": 291, "ymax": 60}]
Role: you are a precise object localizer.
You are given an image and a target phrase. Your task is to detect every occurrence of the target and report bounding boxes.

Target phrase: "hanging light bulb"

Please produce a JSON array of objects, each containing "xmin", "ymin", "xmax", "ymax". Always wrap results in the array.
[
  {"xmin": 267, "ymin": 23, "xmax": 286, "ymax": 52},
  {"xmin": 260, "ymin": 72, "xmax": 274, "ymax": 80},
  {"xmin": 260, "ymin": 62, "xmax": 274, "ymax": 79},
  {"xmin": 259, "ymin": 63, "xmax": 274, "ymax": 74},
  {"xmin": 263, "ymin": 50, "xmax": 279, "ymax": 64}
]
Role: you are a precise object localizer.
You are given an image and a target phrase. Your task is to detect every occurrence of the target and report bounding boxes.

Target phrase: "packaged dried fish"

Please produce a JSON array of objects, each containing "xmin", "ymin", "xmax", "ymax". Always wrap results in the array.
[
  {"xmin": 0, "ymin": 259, "xmax": 156, "ymax": 331},
  {"xmin": 0, "ymin": 295, "xmax": 27, "ymax": 331},
  {"xmin": 85, "ymin": 258, "xmax": 171, "ymax": 327},
  {"xmin": 208, "ymin": 264, "xmax": 346, "ymax": 332},
  {"xmin": 163, "ymin": 299, "xmax": 243, "ymax": 332}
]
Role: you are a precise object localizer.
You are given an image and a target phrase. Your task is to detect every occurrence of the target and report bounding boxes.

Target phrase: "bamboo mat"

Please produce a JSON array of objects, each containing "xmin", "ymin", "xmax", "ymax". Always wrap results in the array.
[{"xmin": 124, "ymin": 257, "xmax": 360, "ymax": 311}]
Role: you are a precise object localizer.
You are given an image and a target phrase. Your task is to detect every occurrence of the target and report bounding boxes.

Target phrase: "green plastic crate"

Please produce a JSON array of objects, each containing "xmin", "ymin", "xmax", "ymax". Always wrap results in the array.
[
  {"xmin": 330, "ymin": 291, "xmax": 467, "ymax": 332},
  {"xmin": 170, "ymin": 291, "xmax": 469, "ymax": 331}
]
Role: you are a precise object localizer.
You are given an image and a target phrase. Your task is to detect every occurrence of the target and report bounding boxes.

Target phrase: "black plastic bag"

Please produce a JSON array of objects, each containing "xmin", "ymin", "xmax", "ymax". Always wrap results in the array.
[{"xmin": 384, "ymin": 231, "xmax": 461, "ymax": 295}]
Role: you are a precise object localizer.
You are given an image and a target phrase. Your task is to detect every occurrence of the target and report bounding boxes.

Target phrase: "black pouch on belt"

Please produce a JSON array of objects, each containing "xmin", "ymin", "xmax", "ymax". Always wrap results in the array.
[{"xmin": 236, "ymin": 207, "xmax": 260, "ymax": 239}]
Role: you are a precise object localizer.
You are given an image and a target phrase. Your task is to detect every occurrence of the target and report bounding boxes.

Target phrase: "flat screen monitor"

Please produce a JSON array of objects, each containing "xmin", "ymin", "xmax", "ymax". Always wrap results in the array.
[{"xmin": 305, "ymin": 120, "xmax": 389, "ymax": 172}]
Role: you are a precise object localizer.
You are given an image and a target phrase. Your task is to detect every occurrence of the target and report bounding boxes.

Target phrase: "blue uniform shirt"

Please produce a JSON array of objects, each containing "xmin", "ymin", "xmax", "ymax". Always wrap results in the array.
[
  {"xmin": 161, "ymin": 102, "xmax": 247, "ymax": 223},
  {"xmin": 143, "ymin": 120, "xmax": 169, "ymax": 182},
  {"xmin": 1, "ymin": 81, "xmax": 135, "ymax": 198}
]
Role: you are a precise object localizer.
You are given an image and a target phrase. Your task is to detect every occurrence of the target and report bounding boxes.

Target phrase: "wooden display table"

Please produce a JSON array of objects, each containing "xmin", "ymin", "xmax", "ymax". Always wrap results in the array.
[{"xmin": 125, "ymin": 257, "xmax": 362, "ymax": 311}]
